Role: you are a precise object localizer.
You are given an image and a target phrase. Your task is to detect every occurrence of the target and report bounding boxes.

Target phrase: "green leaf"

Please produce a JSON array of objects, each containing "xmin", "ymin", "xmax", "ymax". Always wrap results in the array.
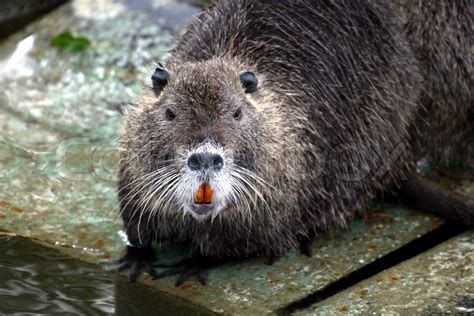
[{"xmin": 51, "ymin": 31, "xmax": 91, "ymax": 52}]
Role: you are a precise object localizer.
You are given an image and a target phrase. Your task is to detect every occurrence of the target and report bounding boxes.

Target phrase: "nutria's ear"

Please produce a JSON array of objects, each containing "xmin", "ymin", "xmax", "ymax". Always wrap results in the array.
[
  {"xmin": 240, "ymin": 71, "xmax": 258, "ymax": 93},
  {"xmin": 151, "ymin": 65, "xmax": 170, "ymax": 95}
]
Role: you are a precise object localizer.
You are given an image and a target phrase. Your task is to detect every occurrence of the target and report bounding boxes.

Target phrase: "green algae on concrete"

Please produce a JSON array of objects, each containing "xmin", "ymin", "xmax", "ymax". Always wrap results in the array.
[
  {"xmin": 299, "ymin": 231, "xmax": 474, "ymax": 315},
  {"xmin": 0, "ymin": 0, "xmax": 186, "ymax": 261},
  {"xmin": 0, "ymin": 1, "xmax": 173, "ymax": 141},
  {"xmin": 0, "ymin": 106, "xmax": 122, "ymax": 261}
]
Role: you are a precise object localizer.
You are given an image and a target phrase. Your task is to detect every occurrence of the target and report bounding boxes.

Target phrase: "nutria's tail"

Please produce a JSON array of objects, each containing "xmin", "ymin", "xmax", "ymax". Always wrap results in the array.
[{"xmin": 398, "ymin": 173, "xmax": 474, "ymax": 228}]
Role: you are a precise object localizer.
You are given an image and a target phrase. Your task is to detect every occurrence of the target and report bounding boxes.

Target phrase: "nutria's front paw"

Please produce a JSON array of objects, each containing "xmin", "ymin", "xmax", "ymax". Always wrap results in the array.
[
  {"xmin": 154, "ymin": 255, "xmax": 219, "ymax": 286},
  {"xmin": 116, "ymin": 246, "xmax": 157, "ymax": 282}
]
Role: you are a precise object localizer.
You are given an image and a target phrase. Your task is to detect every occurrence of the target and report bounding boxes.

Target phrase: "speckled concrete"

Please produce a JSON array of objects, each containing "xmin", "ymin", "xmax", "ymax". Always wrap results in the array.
[{"xmin": 299, "ymin": 231, "xmax": 474, "ymax": 315}]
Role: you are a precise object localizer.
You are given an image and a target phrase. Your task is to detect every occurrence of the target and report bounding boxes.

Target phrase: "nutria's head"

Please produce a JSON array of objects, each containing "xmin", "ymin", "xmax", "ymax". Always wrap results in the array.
[{"xmin": 120, "ymin": 59, "xmax": 289, "ymax": 221}]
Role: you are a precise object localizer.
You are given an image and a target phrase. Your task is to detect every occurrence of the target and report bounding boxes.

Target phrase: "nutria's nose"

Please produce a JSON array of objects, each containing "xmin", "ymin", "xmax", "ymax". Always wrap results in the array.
[{"xmin": 187, "ymin": 152, "xmax": 224, "ymax": 171}]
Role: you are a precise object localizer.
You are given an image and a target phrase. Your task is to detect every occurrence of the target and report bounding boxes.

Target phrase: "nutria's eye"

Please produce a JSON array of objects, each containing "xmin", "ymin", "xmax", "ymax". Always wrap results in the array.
[
  {"xmin": 151, "ymin": 66, "xmax": 169, "ymax": 95},
  {"xmin": 233, "ymin": 108, "xmax": 242, "ymax": 120},
  {"xmin": 165, "ymin": 108, "xmax": 176, "ymax": 121},
  {"xmin": 240, "ymin": 71, "xmax": 258, "ymax": 93}
]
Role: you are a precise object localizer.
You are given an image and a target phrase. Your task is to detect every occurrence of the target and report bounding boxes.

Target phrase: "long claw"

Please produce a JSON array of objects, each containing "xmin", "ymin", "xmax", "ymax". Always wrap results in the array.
[
  {"xmin": 129, "ymin": 261, "xmax": 141, "ymax": 283},
  {"xmin": 176, "ymin": 268, "xmax": 196, "ymax": 287},
  {"xmin": 145, "ymin": 262, "xmax": 157, "ymax": 278},
  {"xmin": 196, "ymin": 270, "xmax": 208, "ymax": 286}
]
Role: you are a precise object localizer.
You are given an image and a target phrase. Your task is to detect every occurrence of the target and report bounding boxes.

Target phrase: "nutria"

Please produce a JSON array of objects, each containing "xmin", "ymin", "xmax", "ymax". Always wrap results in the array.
[{"xmin": 116, "ymin": 0, "xmax": 474, "ymax": 284}]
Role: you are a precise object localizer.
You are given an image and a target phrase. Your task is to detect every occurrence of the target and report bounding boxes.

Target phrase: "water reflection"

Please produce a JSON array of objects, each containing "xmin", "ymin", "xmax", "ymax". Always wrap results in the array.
[
  {"xmin": 0, "ymin": 236, "xmax": 114, "ymax": 314},
  {"xmin": 0, "ymin": 237, "xmax": 211, "ymax": 315}
]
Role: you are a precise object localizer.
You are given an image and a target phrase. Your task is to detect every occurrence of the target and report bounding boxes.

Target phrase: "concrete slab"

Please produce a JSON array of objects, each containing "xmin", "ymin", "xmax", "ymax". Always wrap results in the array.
[{"xmin": 298, "ymin": 231, "xmax": 474, "ymax": 315}]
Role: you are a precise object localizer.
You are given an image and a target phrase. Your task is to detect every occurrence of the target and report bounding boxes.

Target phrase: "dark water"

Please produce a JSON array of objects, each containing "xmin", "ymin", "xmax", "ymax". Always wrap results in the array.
[{"xmin": 0, "ymin": 237, "xmax": 211, "ymax": 315}]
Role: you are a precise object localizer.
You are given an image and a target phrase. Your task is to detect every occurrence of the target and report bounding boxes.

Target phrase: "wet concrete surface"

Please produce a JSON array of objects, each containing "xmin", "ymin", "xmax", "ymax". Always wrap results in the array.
[
  {"xmin": 0, "ymin": 0, "xmax": 472, "ymax": 314},
  {"xmin": 298, "ymin": 231, "xmax": 474, "ymax": 315}
]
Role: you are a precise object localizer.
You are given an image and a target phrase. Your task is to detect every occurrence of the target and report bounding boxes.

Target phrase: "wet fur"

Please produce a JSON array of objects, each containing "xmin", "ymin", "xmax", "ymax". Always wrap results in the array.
[
  {"xmin": 394, "ymin": 0, "xmax": 473, "ymax": 168},
  {"xmin": 118, "ymin": 0, "xmax": 473, "ymax": 260}
]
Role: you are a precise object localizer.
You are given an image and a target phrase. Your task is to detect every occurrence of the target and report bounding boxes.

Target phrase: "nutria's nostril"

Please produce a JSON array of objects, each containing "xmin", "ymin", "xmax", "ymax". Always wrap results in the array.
[
  {"xmin": 187, "ymin": 152, "xmax": 224, "ymax": 171},
  {"xmin": 212, "ymin": 154, "xmax": 224, "ymax": 171},
  {"xmin": 187, "ymin": 153, "xmax": 201, "ymax": 171}
]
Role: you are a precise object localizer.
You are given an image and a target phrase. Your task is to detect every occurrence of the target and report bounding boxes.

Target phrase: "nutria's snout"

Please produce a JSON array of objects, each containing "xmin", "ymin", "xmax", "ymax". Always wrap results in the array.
[
  {"xmin": 182, "ymin": 143, "xmax": 232, "ymax": 218},
  {"xmin": 187, "ymin": 152, "xmax": 224, "ymax": 172}
]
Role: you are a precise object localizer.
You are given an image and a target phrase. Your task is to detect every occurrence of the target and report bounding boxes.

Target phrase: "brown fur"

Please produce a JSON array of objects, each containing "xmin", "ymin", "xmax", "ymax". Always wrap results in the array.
[{"xmin": 395, "ymin": 0, "xmax": 473, "ymax": 168}]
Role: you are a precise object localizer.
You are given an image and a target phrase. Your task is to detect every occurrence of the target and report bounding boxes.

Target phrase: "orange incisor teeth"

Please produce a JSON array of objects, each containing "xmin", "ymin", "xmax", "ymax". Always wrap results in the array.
[{"xmin": 194, "ymin": 182, "xmax": 214, "ymax": 204}]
